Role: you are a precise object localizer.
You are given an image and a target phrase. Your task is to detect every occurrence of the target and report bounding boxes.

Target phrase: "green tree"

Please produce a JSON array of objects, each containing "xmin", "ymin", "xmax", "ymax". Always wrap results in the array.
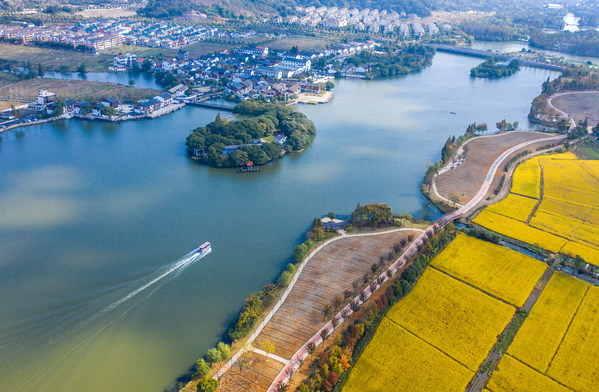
[
  {"xmin": 328, "ymin": 211, "xmax": 335, "ymax": 219},
  {"xmin": 278, "ymin": 270, "xmax": 292, "ymax": 286},
  {"xmin": 195, "ymin": 358, "xmax": 210, "ymax": 378},
  {"xmin": 37, "ymin": 62, "xmax": 44, "ymax": 78},
  {"xmin": 53, "ymin": 99, "xmax": 65, "ymax": 116},
  {"xmin": 217, "ymin": 342, "xmax": 231, "ymax": 360},
  {"xmin": 128, "ymin": 79, "xmax": 135, "ymax": 86},
  {"xmin": 197, "ymin": 377, "xmax": 218, "ymax": 392},
  {"xmin": 206, "ymin": 347, "xmax": 223, "ymax": 364},
  {"xmin": 77, "ymin": 62, "xmax": 86, "ymax": 74},
  {"xmin": 141, "ymin": 59, "xmax": 153, "ymax": 72},
  {"xmin": 293, "ymin": 243, "xmax": 308, "ymax": 262},
  {"xmin": 80, "ymin": 103, "xmax": 92, "ymax": 115},
  {"xmin": 100, "ymin": 106, "xmax": 117, "ymax": 118},
  {"xmin": 290, "ymin": 45, "xmax": 299, "ymax": 55}
]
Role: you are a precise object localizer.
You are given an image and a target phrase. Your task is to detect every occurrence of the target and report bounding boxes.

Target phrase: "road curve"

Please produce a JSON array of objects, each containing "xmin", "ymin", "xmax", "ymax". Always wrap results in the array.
[{"xmin": 265, "ymin": 133, "xmax": 565, "ymax": 392}]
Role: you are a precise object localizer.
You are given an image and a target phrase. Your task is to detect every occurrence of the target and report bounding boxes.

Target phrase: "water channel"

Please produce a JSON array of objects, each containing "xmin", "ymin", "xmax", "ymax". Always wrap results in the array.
[{"xmin": 0, "ymin": 52, "xmax": 558, "ymax": 392}]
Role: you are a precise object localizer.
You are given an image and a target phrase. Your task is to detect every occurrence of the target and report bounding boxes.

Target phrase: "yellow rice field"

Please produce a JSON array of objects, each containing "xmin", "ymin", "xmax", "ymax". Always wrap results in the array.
[
  {"xmin": 541, "ymin": 159, "xmax": 599, "ymax": 208},
  {"xmin": 475, "ymin": 153, "xmax": 599, "ymax": 264},
  {"xmin": 547, "ymin": 287, "xmax": 599, "ymax": 392},
  {"xmin": 386, "ymin": 268, "xmax": 515, "ymax": 371},
  {"xmin": 485, "ymin": 193, "xmax": 538, "ymax": 222},
  {"xmin": 530, "ymin": 210, "xmax": 599, "ymax": 248},
  {"xmin": 487, "ymin": 355, "xmax": 573, "ymax": 392},
  {"xmin": 538, "ymin": 196, "xmax": 599, "ymax": 227},
  {"xmin": 511, "ymin": 157, "xmax": 541, "ymax": 198},
  {"xmin": 343, "ymin": 318, "xmax": 473, "ymax": 392},
  {"xmin": 507, "ymin": 272, "xmax": 588, "ymax": 372},
  {"xmin": 473, "ymin": 210, "xmax": 568, "ymax": 253},
  {"xmin": 430, "ymin": 234, "xmax": 546, "ymax": 307},
  {"xmin": 561, "ymin": 241, "xmax": 599, "ymax": 263}
]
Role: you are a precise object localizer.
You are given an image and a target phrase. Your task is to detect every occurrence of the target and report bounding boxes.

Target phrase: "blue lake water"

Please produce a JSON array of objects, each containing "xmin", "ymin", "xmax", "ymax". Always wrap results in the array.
[{"xmin": 0, "ymin": 52, "xmax": 557, "ymax": 392}]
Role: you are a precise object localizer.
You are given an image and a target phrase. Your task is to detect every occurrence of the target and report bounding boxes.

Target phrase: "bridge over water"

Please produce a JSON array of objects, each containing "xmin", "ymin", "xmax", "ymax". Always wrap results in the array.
[{"xmin": 427, "ymin": 44, "xmax": 566, "ymax": 72}]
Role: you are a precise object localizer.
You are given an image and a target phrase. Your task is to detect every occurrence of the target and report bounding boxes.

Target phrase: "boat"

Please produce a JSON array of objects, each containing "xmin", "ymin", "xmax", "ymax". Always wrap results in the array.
[
  {"xmin": 450, "ymin": 111, "xmax": 456, "ymax": 115},
  {"xmin": 197, "ymin": 241, "xmax": 211, "ymax": 254}
]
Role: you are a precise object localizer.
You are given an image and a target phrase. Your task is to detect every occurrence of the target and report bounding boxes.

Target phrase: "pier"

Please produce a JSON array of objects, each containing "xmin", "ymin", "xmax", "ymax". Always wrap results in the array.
[
  {"xmin": 427, "ymin": 44, "xmax": 566, "ymax": 72},
  {"xmin": 238, "ymin": 165, "xmax": 261, "ymax": 173}
]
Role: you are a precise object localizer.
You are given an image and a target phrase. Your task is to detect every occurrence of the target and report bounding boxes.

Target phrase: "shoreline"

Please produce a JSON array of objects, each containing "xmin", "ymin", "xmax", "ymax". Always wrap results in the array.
[{"xmin": 0, "ymin": 103, "xmax": 185, "ymax": 134}]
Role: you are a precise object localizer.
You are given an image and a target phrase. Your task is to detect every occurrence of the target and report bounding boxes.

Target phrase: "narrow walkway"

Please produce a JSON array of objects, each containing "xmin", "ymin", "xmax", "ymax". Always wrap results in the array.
[
  {"xmin": 466, "ymin": 267, "xmax": 555, "ymax": 392},
  {"xmin": 250, "ymin": 349, "xmax": 290, "ymax": 365}
]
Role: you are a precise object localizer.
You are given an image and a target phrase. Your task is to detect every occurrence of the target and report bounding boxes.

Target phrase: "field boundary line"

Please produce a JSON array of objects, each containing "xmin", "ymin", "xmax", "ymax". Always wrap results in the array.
[
  {"xmin": 545, "ymin": 286, "xmax": 589, "ymax": 374},
  {"xmin": 508, "ymin": 354, "xmax": 576, "ymax": 391},
  {"xmin": 526, "ymin": 166, "xmax": 544, "ymax": 224},
  {"xmin": 386, "ymin": 317, "xmax": 475, "ymax": 373},
  {"xmin": 428, "ymin": 265, "xmax": 519, "ymax": 308}
]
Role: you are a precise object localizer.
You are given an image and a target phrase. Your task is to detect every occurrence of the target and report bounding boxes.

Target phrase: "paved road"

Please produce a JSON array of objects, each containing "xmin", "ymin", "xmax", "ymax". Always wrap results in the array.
[{"xmin": 264, "ymin": 132, "xmax": 565, "ymax": 392}]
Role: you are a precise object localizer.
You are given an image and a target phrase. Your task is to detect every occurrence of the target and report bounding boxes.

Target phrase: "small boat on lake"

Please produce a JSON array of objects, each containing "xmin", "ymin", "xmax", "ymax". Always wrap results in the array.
[{"xmin": 197, "ymin": 242, "xmax": 211, "ymax": 255}]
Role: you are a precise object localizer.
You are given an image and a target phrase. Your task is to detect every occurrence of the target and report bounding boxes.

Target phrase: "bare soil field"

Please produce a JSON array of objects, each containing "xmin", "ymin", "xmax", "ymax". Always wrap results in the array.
[
  {"xmin": 217, "ymin": 352, "xmax": 285, "ymax": 392},
  {"xmin": 435, "ymin": 131, "xmax": 554, "ymax": 205},
  {"xmin": 0, "ymin": 100, "xmax": 26, "ymax": 111},
  {"xmin": 0, "ymin": 43, "xmax": 112, "ymax": 72},
  {"xmin": 0, "ymin": 78, "xmax": 159, "ymax": 103},
  {"xmin": 265, "ymin": 36, "xmax": 339, "ymax": 51},
  {"xmin": 251, "ymin": 230, "xmax": 419, "ymax": 361},
  {"xmin": 213, "ymin": 230, "xmax": 420, "ymax": 392},
  {"xmin": 552, "ymin": 92, "xmax": 599, "ymax": 125},
  {"xmin": 75, "ymin": 7, "xmax": 137, "ymax": 18}
]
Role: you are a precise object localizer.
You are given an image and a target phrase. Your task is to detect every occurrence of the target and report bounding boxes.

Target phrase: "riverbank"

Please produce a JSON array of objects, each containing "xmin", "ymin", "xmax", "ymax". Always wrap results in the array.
[{"xmin": 0, "ymin": 103, "xmax": 185, "ymax": 134}]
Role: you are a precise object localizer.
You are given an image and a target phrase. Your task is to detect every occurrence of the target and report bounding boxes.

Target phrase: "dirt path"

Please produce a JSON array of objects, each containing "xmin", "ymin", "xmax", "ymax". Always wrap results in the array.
[{"xmin": 466, "ymin": 267, "xmax": 555, "ymax": 392}]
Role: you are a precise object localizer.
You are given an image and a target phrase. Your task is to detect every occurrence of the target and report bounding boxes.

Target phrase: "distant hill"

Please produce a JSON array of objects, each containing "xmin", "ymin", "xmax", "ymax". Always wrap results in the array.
[{"xmin": 137, "ymin": 0, "xmax": 557, "ymax": 19}]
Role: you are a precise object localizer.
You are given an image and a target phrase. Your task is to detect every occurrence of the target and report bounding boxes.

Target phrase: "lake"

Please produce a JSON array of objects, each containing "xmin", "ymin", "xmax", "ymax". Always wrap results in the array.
[{"xmin": 0, "ymin": 52, "xmax": 557, "ymax": 392}]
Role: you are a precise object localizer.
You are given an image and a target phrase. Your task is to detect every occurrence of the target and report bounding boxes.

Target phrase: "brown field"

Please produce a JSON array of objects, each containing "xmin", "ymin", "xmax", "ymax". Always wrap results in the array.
[
  {"xmin": 102, "ymin": 44, "xmax": 178, "ymax": 58},
  {"xmin": 217, "ymin": 230, "xmax": 419, "ymax": 392},
  {"xmin": 435, "ymin": 131, "xmax": 555, "ymax": 205},
  {"xmin": 0, "ymin": 100, "xmax": 26, "ymax": 111},
  {"xmin": 552, "ymin": 92, "xmax": 599, "ymax": 126},
  {"xmin": 218, "ymin": 352, "xmax": 286, "ymax": 392},
  {"xmin": 265, "ymin": 36, "xmax": 339, "ymax": 51},
  {"xmin": 0, "ymin": 78, "xmax": 160, "ymax": 103},
  {"xmin": 0, "ymin": 43, "xmax": 112, "ymax": 72},
  {"xmin": 75, "ymin": 7, "xmax": 137, "ymax": 18}
]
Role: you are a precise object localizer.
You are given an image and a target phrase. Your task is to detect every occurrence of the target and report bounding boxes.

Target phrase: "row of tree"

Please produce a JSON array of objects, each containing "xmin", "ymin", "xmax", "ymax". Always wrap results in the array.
[{"xmin": 529, "ymin": 30, "xmax": 599, "ymax": 58}]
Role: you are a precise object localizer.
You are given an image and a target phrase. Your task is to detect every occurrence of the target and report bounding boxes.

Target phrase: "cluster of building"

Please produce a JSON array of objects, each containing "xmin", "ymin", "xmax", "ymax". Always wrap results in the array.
[
  {"xmin": 0, "ymin": 23, "xmax": 125, "ymax": 51},
  {"xmin": 0, "ymin": 19, "xmax": 216, "ymax": 52},
  {"xmin": 111, "ymin": 41, "xmax": 375, "ymax": 99},
  {"xmin": 272, "ymin": 6, "xmax": 451, "ymax": 36}
]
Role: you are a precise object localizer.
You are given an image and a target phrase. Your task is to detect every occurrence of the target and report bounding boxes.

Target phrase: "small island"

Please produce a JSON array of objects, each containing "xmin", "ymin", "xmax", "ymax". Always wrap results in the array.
[
  {"xmin": 185, "ymin": 101, "xmax": 316, "ymax": 168},
  {"xmin": 470, "ymin": 57, "xmax": 520, "ymax": 78},
  {"xmin": 339, "ymin": 44, "xmax": 435, "ymax": 79}
]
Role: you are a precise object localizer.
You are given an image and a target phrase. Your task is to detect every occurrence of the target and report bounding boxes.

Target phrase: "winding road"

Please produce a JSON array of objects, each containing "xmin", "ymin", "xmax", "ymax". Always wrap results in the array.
[{"xmin": 262, "ymin": 132, "xmax": 565, "ymax": 391}]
